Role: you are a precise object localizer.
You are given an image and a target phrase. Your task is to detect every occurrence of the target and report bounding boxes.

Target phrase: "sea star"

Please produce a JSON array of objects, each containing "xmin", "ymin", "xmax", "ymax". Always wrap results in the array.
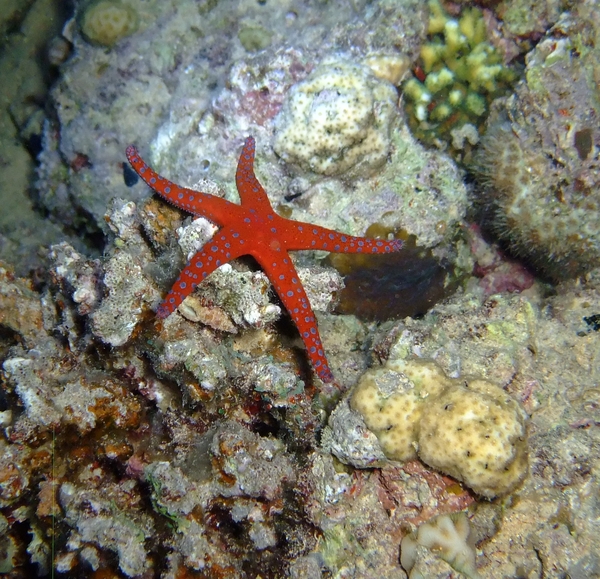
[{"xmin": 126, "ymin": 137, "xmax": 403, "ymax": 383}]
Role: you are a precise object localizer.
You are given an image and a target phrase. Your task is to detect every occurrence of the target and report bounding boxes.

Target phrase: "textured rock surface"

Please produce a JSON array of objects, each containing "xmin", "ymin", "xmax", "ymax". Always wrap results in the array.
[{"xmin": 475, "ymin": 4, "xmax": 600, "ymax": 279}]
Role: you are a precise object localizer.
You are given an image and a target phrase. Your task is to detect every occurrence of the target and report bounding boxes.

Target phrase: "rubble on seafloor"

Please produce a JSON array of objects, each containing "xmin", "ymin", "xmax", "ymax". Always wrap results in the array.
[
  {"xmin": 2, "ymin": 222, "xmax": 600, "ymax": 577},
  {"xmin": 1, "ymin": 0, "xmax": 600, "ymax": 577}
]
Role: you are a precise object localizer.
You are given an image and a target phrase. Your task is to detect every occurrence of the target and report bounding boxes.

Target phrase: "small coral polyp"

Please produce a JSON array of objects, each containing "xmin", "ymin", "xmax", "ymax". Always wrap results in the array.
[
  {"xmin": 81, "ymin": 0, "xmax": 138, "ymax": 48},
  {"xmin": 403, "ymin": 0, "xmax": 517, "ymax": 158},
  {"xmin": 401, "ymin": 513, "xmax": 480, "ymax": 579},
  {"xmin": 274, "ymin": 58, "xmax": 398, "ymax": 177}
]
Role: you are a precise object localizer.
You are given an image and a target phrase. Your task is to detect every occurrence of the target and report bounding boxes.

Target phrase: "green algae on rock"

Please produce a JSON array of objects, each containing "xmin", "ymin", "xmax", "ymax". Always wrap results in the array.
[{"xmin": 238, "ymin": 23, "xmax": 273, "ymax": 52}]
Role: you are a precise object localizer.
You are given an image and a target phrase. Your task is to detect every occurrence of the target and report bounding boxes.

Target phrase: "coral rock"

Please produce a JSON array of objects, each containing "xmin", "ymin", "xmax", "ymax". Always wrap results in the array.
[
  {"xmin": 274, "ymin": 58, "xmax": 398, "ymax": 177},
  {"xmin": 474, "ymin": 9, "xmax": 600, "ymax": 279}
]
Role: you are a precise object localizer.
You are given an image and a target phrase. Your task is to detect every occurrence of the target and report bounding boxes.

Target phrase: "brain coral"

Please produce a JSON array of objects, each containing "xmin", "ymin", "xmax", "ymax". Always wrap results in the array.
[{"xmin": 274, "ymin": 58, "xmax": 398, "ymax": 177}]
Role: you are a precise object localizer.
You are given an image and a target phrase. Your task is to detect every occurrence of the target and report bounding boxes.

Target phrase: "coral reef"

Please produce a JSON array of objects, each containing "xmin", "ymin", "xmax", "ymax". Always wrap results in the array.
[
  {"xmin": 32, "ymin": 0, "xmax": 426, "ymax": 239},
  {"xmin": 321, "ymin": 271, "xmax": 600, "ymax": 575},
  {"xmin": 0, "ymin": 0, "xmax": 80, "ymax": 274},
  {"xmin": 3, "ymin": 226, "xmax": 600, "ymax": 576},
  {"xmin": 29, "ymin": 0, "xmax": 470, "ymax": 327},
  {"xmin": 474, "ymin": 5, "xmax": 600, "ymax": 279},
  {"xmin": 2, "ymin": 0, "xmax": 600, "ymax": 576},
  {"xmin": 126, "ymin": 136, "xmax": 402, "ymax": 384},
  {"xmin": 59, "ymin": 473, "xmax": 154, "ymax": 576},
  {"xmin": 0, "ymin": 264, "xmax": 44, "ymax": 346}
]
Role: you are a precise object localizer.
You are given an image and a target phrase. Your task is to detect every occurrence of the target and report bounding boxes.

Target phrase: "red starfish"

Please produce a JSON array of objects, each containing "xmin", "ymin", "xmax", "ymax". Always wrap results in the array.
[{"xmin": 126, "ymin": 137, "xmax": 403, "ymax": 383}]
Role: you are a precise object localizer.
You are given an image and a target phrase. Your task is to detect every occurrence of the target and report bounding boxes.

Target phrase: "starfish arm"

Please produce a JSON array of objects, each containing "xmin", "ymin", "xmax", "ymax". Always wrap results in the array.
[
  {"xmin": 281, "ymin": 221, "xmax": 404, "ymax": 254},
  {"xmin": 253, "ymin": 247, "xmax": 335, "ymax": 383},
  {"xmin": 235, "ymin": 136, "xmax": 273, "ymax": 211},
  {"xmin": 126, "ymin": 146, "xmax": 238, "ymax": 224},
  {"xmin": 157, "ymin": 228, "xmax": 248, "ymax": 318},
  {"xmin": 127, "ymin": 135, "xmax": 404, "ymax": 385}
]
